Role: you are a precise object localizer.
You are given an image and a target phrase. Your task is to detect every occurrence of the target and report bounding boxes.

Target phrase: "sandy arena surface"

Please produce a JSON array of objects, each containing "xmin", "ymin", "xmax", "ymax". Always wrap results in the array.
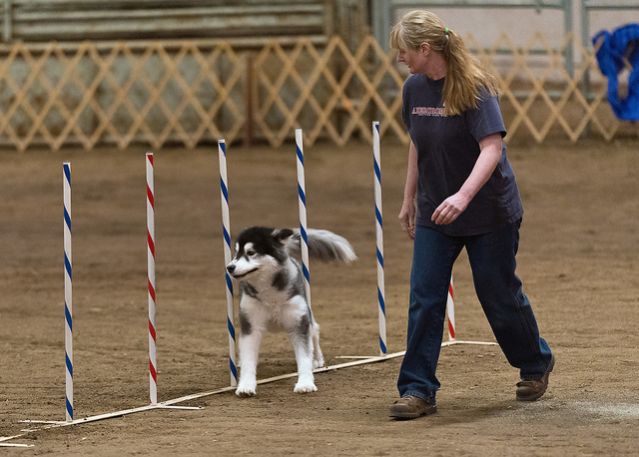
[{"xmin": 0, "ymin": 138, "xmax": 638, "ymax": 455}]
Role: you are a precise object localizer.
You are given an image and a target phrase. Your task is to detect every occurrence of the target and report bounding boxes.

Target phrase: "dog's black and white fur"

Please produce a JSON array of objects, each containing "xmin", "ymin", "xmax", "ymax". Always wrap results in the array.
[{"xmin": 226, "ymin": 226, "xmax": 356, "ymax": 397}]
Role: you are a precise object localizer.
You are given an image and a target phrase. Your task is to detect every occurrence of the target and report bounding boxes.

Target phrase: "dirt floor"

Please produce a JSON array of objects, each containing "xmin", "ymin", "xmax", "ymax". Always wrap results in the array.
[{"xmin": 0, "ymin": 137, "xmax": 638, "ymax": 456}]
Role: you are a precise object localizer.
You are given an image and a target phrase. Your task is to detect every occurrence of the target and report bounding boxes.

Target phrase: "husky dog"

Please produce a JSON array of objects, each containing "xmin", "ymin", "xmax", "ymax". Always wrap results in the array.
[{"xmin": 226, "ymin": 226, "xmax": 357, "ymax": 397}]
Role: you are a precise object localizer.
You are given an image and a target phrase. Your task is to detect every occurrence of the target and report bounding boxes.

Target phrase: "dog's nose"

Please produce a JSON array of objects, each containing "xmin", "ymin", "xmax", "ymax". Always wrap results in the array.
[{"xmin": 226, "ymin": 264, "xmax": 235, "ymax": 274}]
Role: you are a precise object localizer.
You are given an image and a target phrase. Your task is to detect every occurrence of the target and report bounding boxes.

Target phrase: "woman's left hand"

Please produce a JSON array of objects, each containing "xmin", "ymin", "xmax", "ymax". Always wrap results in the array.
[{"xmin": 431, "ymin": 192, "xmax": 470, "ymax": 225}]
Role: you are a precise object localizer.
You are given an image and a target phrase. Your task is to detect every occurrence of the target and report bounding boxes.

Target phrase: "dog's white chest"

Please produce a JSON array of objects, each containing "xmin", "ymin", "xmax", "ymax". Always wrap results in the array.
[{"xmin": 239, "ymin": 281, "xmax": 306, "ymax": 331}]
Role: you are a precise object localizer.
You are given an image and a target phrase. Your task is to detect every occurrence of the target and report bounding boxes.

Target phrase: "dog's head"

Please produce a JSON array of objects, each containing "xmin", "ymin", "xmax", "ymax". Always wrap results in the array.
[{"xmin": 226, "ymin": 227, "xmax": 294, "ymax": 279}]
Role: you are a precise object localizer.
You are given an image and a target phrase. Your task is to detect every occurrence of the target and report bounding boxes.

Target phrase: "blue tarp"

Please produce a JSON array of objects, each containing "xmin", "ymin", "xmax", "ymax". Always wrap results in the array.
[{"xmin": 592, "ymin": 24, "xmax": 639, "ymax": 121}]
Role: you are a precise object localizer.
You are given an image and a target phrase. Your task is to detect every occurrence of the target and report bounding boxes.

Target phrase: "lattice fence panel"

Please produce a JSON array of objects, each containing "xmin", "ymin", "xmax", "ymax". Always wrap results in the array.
[
  {"xmin": 0, "ymin": 40, "xmax": 245, "ymax": 151},
  {"xmin": 471, "ymin": 32, "xmax": 635, "ymax": 143},
  {"xmin": 0, "ymin": 35, "xmax": 635, "ymax": 152},
  {"xmin": 253, "ymin": 35, "xmax": 408, "ymax": 147},
  {"xmin": 254, "ymin": 34, "xmax": 636, "ymax": 147}
]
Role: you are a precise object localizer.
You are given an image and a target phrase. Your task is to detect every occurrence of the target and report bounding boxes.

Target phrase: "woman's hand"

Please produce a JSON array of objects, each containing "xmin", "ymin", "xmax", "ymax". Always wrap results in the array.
[
  {"xmin": 432, "ymin": 134, "xmax": 502, "ymax": 226},
  {"xmin": 399, "ymin": 141, "xmax": 419, "ymax": 240},
  {"xmin": 431, "ymin": 192, "xmax": 471, "ymax": 225},
  {"xmin": 398, "ymin": 199, "xmax": 416, "ymax": 239}
]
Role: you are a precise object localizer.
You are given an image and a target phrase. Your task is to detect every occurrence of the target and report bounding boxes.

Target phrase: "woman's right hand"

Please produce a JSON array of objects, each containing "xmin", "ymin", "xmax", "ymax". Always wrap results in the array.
[{"xmin": 398, "ymin": 200, "xmax": 416, "ymax": 240}]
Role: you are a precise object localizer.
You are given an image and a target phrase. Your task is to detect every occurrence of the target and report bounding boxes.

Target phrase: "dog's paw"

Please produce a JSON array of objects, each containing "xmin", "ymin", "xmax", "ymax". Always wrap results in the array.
[
  {"xmin": 293, "ymin": 381, "xmax": 317, "ymax": 393},
  {"xmin": 313, "ymin": 358, "xmax": 325, "ymax": 369},
  {"xmin": 235, "ymin": 384, "xmax": 257, "ymax": 397}
]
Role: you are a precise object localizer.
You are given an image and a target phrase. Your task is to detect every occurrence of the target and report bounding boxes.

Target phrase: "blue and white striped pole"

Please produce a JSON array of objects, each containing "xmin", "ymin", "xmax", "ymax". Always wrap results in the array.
[
  {"xmin": 295, "ymin": 129, "xmax": 312, "ymax": 308},
  {"xmin": 63, "ymin": 162, "xmax": 74, "ymax": 421},
  {"xmin": 372, "ymin": 122, "xmax": 388, "ymax": 355},
  {"xmin": 217, "ymin": 139, "xmax": 238, "ymax": 387}
]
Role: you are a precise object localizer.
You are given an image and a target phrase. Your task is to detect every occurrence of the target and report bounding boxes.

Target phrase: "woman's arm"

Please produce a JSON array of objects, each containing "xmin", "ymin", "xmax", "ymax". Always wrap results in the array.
[
  {"xmin": 399, "ymin": 141, "xmax": 419, "ymax": 239},
  {"xmin": 431, "ymin": 133, "xmax": 503, "ymax": 225}
]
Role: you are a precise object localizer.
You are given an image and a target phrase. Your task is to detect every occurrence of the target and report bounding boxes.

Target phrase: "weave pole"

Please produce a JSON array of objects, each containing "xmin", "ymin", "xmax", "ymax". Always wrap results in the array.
[
  {"xmin": 14, "ymin": 155, "xmax": 200, "ymax": 440},
  {"xmin": 63, "ymin": 163, "xmax": 73, "ymax": 422},
  {"xmin": 218, "ymin": 139, "xmax": 238, "ymax": 387},
  {"xmin": 444, "ymin": 276, "xmax": 498, "ymax": 347},
  {"xmin": 295, "ymin": 129, "xmax": 312, "ymax": 307},
  {"xmin": 146, "ymin": 152, "xmax": 158, "ymax": 405},
  {"xmin": 372, "ymin": 121, "xmax": 388, "ymax": 355},
  {"xmin": 446, "ymin": 275, "xmax": 456, "ymax": 342}
]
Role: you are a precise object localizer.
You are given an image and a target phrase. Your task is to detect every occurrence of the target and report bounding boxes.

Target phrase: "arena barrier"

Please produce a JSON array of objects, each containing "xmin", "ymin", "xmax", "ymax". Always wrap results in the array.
[{"xmin": 2, "ymin": 122, "xmax": 496, "ymax": 447}]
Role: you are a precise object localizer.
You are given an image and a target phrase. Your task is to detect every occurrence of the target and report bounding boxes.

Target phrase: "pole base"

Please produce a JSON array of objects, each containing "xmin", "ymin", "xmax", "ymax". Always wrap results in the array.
[{"xmin": 155, "ymin": 405, "xmax": 203, "ymax": 410}]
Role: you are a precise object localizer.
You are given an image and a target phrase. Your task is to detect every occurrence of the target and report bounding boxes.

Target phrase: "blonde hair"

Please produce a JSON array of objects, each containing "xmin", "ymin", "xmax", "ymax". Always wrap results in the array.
[{"xmin": 390, "ymin": 10, "xmax": 498, "ymax": 116}]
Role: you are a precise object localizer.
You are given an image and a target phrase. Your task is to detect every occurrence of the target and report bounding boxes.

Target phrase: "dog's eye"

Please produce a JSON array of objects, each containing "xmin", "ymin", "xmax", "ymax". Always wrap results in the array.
[{"xmin": 246, "ymin": 249, "xmax": 256, "ymax": 257}]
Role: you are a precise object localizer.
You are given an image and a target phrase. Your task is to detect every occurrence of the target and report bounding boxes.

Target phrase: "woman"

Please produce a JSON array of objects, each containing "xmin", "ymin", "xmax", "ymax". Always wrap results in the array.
[{"xmin": 389, "ymin": 10, "xmax": 554, "ymax": 420}]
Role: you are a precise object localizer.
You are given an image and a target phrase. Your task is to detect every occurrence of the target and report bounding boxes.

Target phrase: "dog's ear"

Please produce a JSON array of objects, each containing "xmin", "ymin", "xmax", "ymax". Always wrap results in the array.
[{"xmin": 272, "ymin": 228, "xmax": 294, "ymax": 243}]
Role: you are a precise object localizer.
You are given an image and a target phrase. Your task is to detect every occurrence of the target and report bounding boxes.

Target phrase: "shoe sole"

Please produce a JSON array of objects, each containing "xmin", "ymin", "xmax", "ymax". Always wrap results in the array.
[
  {"xmin": 516, "ymin": 386, "xmax": 548, "ymax": 402},
  {"xmin": 389, "ymin": 406, "xmax": 437, "ymax": 420},
  {"xmin": 517, "ymin": 355, "xmax": 555, "ymax": 402}
]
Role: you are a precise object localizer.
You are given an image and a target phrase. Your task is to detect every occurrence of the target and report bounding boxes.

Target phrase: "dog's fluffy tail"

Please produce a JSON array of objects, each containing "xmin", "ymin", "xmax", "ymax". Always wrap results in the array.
[{"xmin": 288, "ymin": 229, "xmax": 357, "ymax": 263}]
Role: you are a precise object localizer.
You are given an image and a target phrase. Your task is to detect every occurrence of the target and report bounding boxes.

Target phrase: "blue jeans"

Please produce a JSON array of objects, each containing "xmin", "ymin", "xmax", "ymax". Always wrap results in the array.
[{"xmin": 398, "ymin": 221, "xmax": 553, "ymax": 401}]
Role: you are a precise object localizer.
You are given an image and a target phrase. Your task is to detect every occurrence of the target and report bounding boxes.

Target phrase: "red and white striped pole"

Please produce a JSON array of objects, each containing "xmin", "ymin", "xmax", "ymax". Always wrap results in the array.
[
  {"xmin": 446, "ymin": 275, "xmax": 456, "ymax": 342},
  {"xmin": 146, "ymin": 152, "xmax": 158, "ymax": 405}
]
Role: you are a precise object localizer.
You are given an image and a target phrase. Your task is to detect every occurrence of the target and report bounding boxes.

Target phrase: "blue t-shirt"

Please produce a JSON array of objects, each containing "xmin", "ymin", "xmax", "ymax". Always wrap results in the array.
[{"xmin": 402, "ymin": 74, "xmax": 523, "ymax": 236}]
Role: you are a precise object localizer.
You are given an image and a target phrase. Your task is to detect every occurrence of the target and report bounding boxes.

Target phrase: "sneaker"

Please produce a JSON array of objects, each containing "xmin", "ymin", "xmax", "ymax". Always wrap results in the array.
[
  {"xmin": 389, "ymin": 395, "xmax": 437, "ymax": 420},
  {"xmin": 516, "ymin": 354, "xmax": 555, "ymax": 401}
]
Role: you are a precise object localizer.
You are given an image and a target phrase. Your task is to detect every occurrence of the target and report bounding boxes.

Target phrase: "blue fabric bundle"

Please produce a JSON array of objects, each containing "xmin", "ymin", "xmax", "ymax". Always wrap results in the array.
[{"xmin": 592, "ymin": 24, "xmax": 639, "ymax": 121}]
